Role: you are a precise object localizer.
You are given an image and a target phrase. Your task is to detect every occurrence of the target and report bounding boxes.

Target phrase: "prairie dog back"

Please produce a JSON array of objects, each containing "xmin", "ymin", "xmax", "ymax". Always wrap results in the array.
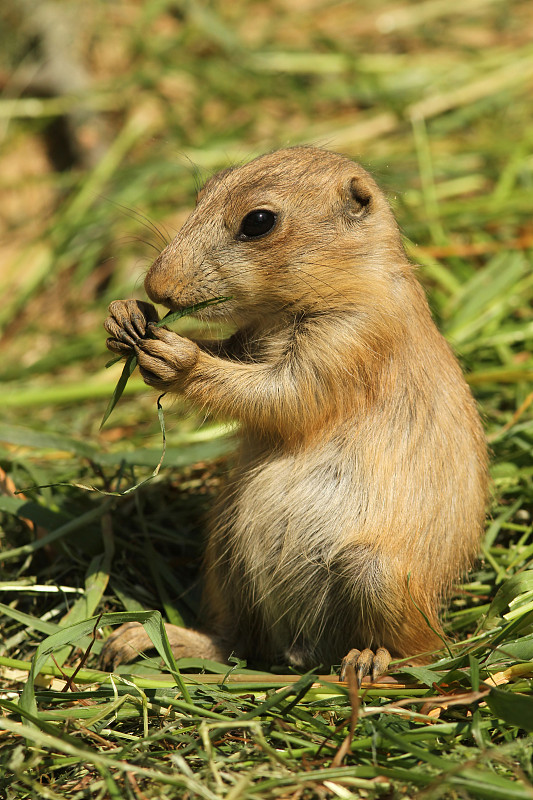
[{"xmin": 103, "ymin": 147, "xmax": 488, "ymax": 674}]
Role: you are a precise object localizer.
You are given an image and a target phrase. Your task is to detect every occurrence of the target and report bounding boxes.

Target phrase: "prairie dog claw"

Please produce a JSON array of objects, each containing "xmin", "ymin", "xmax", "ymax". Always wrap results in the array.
[{"xmin": 340, "ymin": 647, "xmax": 391, "ymax": 684}]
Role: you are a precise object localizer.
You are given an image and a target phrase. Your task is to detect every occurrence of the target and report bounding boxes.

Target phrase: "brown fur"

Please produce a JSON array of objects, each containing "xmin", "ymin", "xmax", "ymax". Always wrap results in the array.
[{"xmin": 102, "ymin": 146, "xmax": 488, "ymax": 671}]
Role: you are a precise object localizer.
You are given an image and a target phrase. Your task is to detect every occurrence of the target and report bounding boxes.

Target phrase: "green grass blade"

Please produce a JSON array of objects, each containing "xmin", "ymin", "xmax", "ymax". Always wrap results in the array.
[
  {"xmin": 99, "ymin": 354, "xmax": 138, "ymax": 429},
  {"xmin": 19, "ymin": 610, "xmax": 191, "ymax": 717},
  {"xmin": 486, "ymin": 686, "xmax": 533, "ymax": 733}
]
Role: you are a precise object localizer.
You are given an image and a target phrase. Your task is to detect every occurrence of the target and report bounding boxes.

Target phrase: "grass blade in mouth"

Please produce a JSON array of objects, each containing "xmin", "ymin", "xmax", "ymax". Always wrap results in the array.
[
  {"xmin": 156, "ymin": 296, "xmax": 230, "ymax": 326},
  {"xmin": 100, "ymin": 296, "xmax": 230, "ymax": 429}
]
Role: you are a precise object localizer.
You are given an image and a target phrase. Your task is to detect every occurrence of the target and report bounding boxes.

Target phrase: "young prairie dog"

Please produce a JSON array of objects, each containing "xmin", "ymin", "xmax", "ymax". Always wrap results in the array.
[{"xmin": 102, "ymin": 146, "xmax": 488, "ymax": 680}]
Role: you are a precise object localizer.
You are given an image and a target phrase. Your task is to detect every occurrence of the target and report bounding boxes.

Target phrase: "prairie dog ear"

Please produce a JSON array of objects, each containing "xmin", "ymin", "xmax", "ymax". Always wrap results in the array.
[{"xmin": 345, "ymin": 175, "xmax": 373, "ymax": 219}]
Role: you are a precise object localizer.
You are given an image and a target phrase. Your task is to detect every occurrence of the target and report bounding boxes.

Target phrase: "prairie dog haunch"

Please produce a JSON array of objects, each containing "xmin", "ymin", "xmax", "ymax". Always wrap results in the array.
[{"xmin": 103, "ymin": 146, "xmax": 488, "ymax": 678}]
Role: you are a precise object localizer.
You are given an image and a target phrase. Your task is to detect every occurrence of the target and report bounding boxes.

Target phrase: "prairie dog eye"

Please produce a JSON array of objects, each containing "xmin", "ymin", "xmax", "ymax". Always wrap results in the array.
[{"xmin": 238, "ymin": 209, "xmax": 277, "ymax": 240}]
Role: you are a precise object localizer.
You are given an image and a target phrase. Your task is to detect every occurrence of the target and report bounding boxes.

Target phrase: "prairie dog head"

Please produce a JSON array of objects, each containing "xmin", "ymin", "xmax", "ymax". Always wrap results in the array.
[{"xmin": 144, "ymin": 146, "xmax": 408, "ymax": 326}]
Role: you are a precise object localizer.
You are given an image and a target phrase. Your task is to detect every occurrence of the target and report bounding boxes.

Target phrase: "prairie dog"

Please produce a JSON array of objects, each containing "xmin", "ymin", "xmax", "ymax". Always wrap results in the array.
[{"xmin": 102, "ymin": 146, "xmax": 488, "ymax": 678}]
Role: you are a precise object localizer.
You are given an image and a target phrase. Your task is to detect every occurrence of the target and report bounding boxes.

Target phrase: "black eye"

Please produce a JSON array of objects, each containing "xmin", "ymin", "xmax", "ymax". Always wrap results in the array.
[{"xmin": 238, "ymin": 209, "xmax": 277, "ymax": 240}]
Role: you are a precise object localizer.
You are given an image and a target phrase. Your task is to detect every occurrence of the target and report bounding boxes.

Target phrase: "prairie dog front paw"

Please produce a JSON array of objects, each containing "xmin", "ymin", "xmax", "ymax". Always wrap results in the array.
[
  {"xmin": 135, "ymin": 325, "xmax": 200, "ymax": 390},
  {"xmin": 104, "ymin": 299, "xmax": 159, "ymax": 356}
]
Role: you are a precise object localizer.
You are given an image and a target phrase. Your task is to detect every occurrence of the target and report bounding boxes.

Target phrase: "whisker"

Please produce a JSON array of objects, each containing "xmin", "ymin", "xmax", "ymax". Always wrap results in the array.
[{"xmin": 99, "ymin": 194, "xmax": 171, "ymax": 248}]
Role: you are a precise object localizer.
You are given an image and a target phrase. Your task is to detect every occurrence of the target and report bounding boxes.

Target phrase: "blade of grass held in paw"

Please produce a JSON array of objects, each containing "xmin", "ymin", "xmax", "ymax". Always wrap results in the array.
[
  {"xmin": 100, "ymin": 354, "xmax": 138, "ymax": 429},
  {"xmin": 100, "ymin": 296, "xmax": 229, "ymax": 429}
]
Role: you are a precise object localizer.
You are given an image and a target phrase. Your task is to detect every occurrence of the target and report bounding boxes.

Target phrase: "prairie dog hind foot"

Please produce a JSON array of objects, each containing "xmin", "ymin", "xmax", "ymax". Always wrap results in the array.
[
  {"xmin": 340, "ymin": 647, "xmax": 392, "ymax": 685},
  {"xmin": 99, "ymin": 622, "xmax": 230, "ymax": 671}
]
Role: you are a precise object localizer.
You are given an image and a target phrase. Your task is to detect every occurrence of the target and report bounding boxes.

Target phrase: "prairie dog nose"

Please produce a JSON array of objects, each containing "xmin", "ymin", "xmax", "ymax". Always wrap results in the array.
[{"xmin": 144, "ymin": 248, "xmax": 182, "ymax": 306}]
